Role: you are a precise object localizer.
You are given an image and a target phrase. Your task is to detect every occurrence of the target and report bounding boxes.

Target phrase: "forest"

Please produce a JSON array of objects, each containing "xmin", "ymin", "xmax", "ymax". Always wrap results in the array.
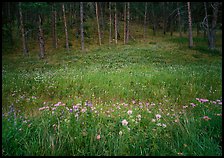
[{"xmin": 2, "ymin": 2, "xmax": 222, "ymax": 156}]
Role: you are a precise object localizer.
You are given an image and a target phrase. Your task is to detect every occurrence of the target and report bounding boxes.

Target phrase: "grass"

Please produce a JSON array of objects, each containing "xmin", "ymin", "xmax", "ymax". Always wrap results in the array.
[{"xmin": 2, "ymin": 27, "xmax": 222, "ymax": 156}]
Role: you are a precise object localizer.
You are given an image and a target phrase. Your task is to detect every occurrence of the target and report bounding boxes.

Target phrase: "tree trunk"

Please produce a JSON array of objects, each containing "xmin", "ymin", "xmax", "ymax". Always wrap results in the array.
[
  {"xmin": 95, "ymin": 2, "xmax": 101, "ymax": 46},
  {"xmin": 209, "ymin": 2, "xmax": 219, "ymax": 49},
  {"xmin": 163, "ymin": 2, "xmax": 166, "ymax": 35},
  {"xmin": 19, "ymin": 2, "xmax": 29, "ymax": 56},
  {"xmin": 187, "ymin": 2, "xmax": 193, "ymax": 48},
  {"xmin": 52, "ymin": 3, "xmax": 58, "ymax": 49},
  {"xmin": 109, "ymin": 2, "xmax": 112, "ymax": 44},
  {"xmin": 38, "ymin": 14, "xmax": 45, "ymax": 59},
  {"xmin": 177, "ymin": 2, "xmax": 182, "ymax": 37},
  {"xmin": 80, "ymin": 2, "xmax": 84, "ymax": 51},
  {"xmin": 144, "ymin": 2, "xmax": 147, "ymax": 41},
  {"xmin": 124, "ymin": 2, "xmax": 127, "ymax": 44},
  {"xmin": 152, "ymin": 3, "xmax": 156, "ymax": 36},
  {"xmin": 204, "ymin": 2, "xmax": 209, "ymax": 41},
  {"xmin": 114, "ymin": 2, "xmax": 118, "ymax": 44},
  {"xmin": 100, "ymin": 2, "xmax": 104, "ymax": 40},
  {"xmin": 126, "ymin": 2, "xmax": 130, "ymax": 43},
  {"xmin": 62, "ymin": 3, "xmax": 69, "ymax": 51}
]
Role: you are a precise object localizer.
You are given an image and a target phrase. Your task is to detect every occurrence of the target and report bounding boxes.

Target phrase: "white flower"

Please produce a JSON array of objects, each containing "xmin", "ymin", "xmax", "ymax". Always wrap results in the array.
[
  {"xmin": 162, "ymin": 124, "xmax": 167, "ymax": 128},
  {"xmin": 156, "ymin": 114, "xmax": 161, "ymax": 120},
  {"xmin": 152, "ymin": 119, "xmax": 156, "ymax": 122},
  {"xmin": 156, "ymin": 123, "xmax": 162, "ymax": 126},
  {"xmin": 127, "ymin": 110, "xmax": 132, "ymax": 115},
  {"xmin": 119, "ymin": 131, "xmax": 123, "ymax": 135},
  {"xmin": 122, "ymin": 119, "xmax": 128, "ymax": 126}
]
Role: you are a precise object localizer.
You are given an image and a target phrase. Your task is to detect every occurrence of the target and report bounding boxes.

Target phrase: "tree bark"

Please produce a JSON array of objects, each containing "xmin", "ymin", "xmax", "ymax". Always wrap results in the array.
[
  {"xmin": 177, "ymin": 2, "xmax": 182, "ymax": 37},
  {"xmin": 114, "ymin": 2, "xmax": 118, "ymax": 44},
  {"xmin": 80, "ymin": 2, "xmax": 84, "ymax": 51},
  {"xmin": 144, "ymin": 2, "xmax": 147, "ymax": 41},
  {"xmin": 100, "ymin": 2, "xmax": 104, "ymax": 40},
  {"xmin": 109, "ymin": 2, "xmax": 112, "ymax": 44},
  {"xmin": 95, "ymin": 2, "xmax": 101, "ymax": 46},
  {"xmin": 126, "ymin": 2, "xmax": 130, "ymax": 43},
  {"xmin": 38, "ymin": 14, "xmax": 45, "ymax": 59},
  {"xmin": 124, "ymin": 2, "xmax": 127, "ymax": 44},
  {"xmin": 52, "ymin": 3, "xmax": 58, "ymax": 49},
  {"xmin": 19, "ymin": 2, "xmax": 29, "ymax": 56},
  {"xmin": 187, "ymin": 2, "xmax": 193, "ymax": 48},
  {"xmin": 151, "ymin": 3, "xmax": 156, "ymax": 36},
  {"xmin": 209, "ymin": 2, "xmax": 219, "ymax": 49},
  {"xmin": 62, "ymin": 3, "xmax": 69, "ymax": 51}
]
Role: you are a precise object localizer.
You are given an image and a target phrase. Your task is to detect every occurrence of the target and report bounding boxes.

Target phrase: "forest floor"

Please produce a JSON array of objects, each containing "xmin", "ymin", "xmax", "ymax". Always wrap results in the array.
[{"xmin": 2, "ymin": 33, "xmax": 222, "ymax": 156}]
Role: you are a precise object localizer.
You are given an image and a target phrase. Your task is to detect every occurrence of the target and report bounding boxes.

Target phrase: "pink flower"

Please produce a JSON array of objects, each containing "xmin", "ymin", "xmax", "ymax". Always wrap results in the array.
[
  {"xmin": 122, "ymin": 119, "xmax": 128, "ymax": 126},
  {"xmin": 190, "ymin": 103, "xmax": 196, "ymax": 107},
  {"xmin": 203, "ymin": 116, "xmax": 211, "ymax": 121},
  {"xmin": 127, "ymin": 110, "xmax": 132, "ymax": 115},
  {"xmin": 96, "ymin": 135, "xmax": 101, "ymax": 140},
  {"xmin": 155, "ymin": 114, "xmax": 161, "ymax": 120}
]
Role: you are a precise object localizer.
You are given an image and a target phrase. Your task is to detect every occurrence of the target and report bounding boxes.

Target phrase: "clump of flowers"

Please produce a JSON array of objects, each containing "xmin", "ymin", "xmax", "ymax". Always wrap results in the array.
[{"xmin": 122, "ymin": 119, "xmax": 128, "ymax": 126}]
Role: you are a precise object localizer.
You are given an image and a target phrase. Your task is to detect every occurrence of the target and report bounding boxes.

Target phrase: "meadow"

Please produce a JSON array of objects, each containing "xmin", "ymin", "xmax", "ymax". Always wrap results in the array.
[{"xmin": 2, "ymin": 32, "xmax": 222, "ymax": 156}]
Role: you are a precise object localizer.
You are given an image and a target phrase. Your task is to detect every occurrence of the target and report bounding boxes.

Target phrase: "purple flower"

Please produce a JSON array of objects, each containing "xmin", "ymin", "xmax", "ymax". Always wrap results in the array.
[
  {"xmin": 190, "ymin": 103, "xmax": 196, "ymax": 107},
  {"xmin": 156, "ymin": 114, "xmax": 161, "ymax": 120},
  {"xmin": 200, "ymin": 99, "xmax": 209, "ymax": 103},
  {"xmin": 122, "ymin": 119, "xmax": 128, "ymax": 126}
]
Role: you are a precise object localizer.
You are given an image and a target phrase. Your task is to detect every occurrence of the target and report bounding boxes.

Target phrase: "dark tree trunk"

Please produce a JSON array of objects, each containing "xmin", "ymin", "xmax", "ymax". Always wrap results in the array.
[
  {"xmin": 124, "ymin": 2, "xmax": 127, "ymax": 44},
  {"xmin": 187, "ymin": 2, "xmax": 193, "ymax": 48},
  {"xmin": 109, "ymin": 2, "xmax": 112, "ymax": 44},
  {"xmin": 163, "ymin": 2, "xmax": 166, "ymax": 35},
  {"xmin": 177, "ymin": 2, "xmax": 182, "ymax": 37},
  {"xmin": 19, "ymin": 2, "xmax": 29, "ymax": 56},
  {"xmin": 80, "ymin": 2, "xmax": 84, "ymax": 51},
  {"xmin": 38, "ymin": 14, "xmax": 45, "ymax": 59},
  {"xmin": 152, "ymin": 3, "xmax": 156, "ymax": 36},
  {"xmin": 209, "ymin": 2, "xmax": 219, "ymax": 49},
  {"xmin": 100, "ymin": 2, "xmax": 104, "ymax": 40},
  {"xmin": 52, "ymin": 3, "xmax": 58, "ymax": 49},
  {"xmin": 144, "ymin": 2, "xmax": 147, "ymax": 41},
  {"xmin": 62, "ymin": 3, "xmax": 69, "ymax": 51},
  {"xmin": 126, "ymin": 2, "xmax": 130, "ymax": 43},
  {"xmin": 95, "ymin": 2, "xmax": 101, "ymax": 46}
]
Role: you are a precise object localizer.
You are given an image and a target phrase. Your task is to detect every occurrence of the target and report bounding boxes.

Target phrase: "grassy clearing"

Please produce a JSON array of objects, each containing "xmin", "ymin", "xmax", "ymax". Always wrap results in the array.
[{"xmin": 2, "ymin": 33, "xmax": 222, "ymax": 156}]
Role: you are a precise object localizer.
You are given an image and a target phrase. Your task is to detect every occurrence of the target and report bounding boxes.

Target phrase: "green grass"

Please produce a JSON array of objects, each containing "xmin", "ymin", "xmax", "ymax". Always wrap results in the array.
[{"xmin": 2, "ymin": 31, "xmax": 222, "ymax": 156}]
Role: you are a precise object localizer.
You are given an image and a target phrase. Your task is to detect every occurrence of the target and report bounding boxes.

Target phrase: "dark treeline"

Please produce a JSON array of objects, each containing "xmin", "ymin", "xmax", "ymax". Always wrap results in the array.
[{"xmin": 2, "ymin": 2, "xmax": 222, "ymax": 59}]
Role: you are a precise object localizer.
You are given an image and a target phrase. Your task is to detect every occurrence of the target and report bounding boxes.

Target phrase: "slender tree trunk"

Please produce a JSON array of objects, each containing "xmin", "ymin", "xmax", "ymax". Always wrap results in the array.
[
  {"xmin": 80, "ymin": 2, "xmax": 84, "ymax": 51},
  {"xmin": 209, "ymin": 2, "xmax": 219, "ymax": 49},
  {"xmin": 187, "ymin": 2, "xmax": 193, "ymax": 48},
  {"xmin": 152, "ymin": 3, "xmax": 156, "ymax": 36},
  {"xmin": 114, "ymin": 2, "xmax": 118, "ymax": 44},
  {"xmin": 126, "ymin": 2, "xmax": 130, "ymax": 43},
  {"xmin": 19, "ymin": 2, "xmax": 28, "ymax": 56},
  {"xmin": 196, "ymin": 23, "xmax": 200, "ymax": 37},
  {"xmin": 62, "ymin": 3, "xmax": 69, "ymax": 51},
  {"xmin": 38, "ymin": 14, "xmax": 45, "ymax": 59},
  {"xmin": 95, "ymin": 2, "xmax": 101, "ymax": 46},
  {"xmin": 52, "ymin": 3, "xmax": 58, "ymax": 49},
  {"xmin": 204, "ymin": 2, "xmax": 209, "ymax": 41},
  {"xmin": 144, "ymin": 2, "xmax": 147, "ymax": 41},
  {"xmin": 100, "ymin": 2, "xmax": 104, "ymax": 40},
  {"xmin": 177, "ymin": 2, "xmax": 182, "ymax": 37},
  {"xmin": 109, "ymin": 2, "xmax": 112, "ymax": 44},
  {"xmin": 163, "ymin": 2, "xmax": 166, "ymax": 35},
  {"xmin": 124, "ymin": 2, "xmax": 127, "ymax": 44}
]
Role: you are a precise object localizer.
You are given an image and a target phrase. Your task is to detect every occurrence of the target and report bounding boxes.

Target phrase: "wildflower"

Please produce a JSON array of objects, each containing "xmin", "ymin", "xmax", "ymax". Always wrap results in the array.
[
  {"xmin": 183, "ymin": 105, "xmax": 188, "ymax": 109},
  {"xmin": 162, "ymin": 124, "xmax": 167, "ymax": 128},
  {"xmin": 119, "ymin": 131, "xmax": 123, "ymax": 135},
  {"xmin": 69, "ymin": 109, "xmax": 73, "ymax": 113},
  {"xmin": 52, "ymin": 108, "xmax": 56, "ymax": 111},
  {"xmin": 39, "ymin": 107, "xmax": 46, "ymax": 111},
  {"xmin": 96, "ymin": 135, "xmax": 101, "ymax": 140},
  {"xmin": 81, "ymin": 108, "xmax": 87, "ymax": 113},
  {"xmin": 155, "ymin": 114, "xmax": 161, "ymax": 120},
  {"xmin": 156, "ymin": 123, "xmax": 161, "ymax": 126},
  {"xmin": 127, "ymin": 110, "xmax": 132, "ymax": 115},
  {"xmin": 132, "ymin": 100, "xmax": 136, "ymax": 104},
  {"xmin": 183, "ymin": 144, "xmax": 187, "ymax": 147},
  {"xmin": 203, "ymin": 116, "xmax": 211, "ymax": 121},
  {"xmin": 152, "ymin": 119, "xmax": 156, "ymax": 122},
  {"xmin": 216, "ymin": 114, "xmax": 222, "ymax": 116},
  {"xmin": 137, "ymin": 114, "xmax": 141, "ymax": 119},
  {"xmin": 177, "ymin": 152, "xmax": 183, "ymax": 155},
  {"xmin": 201, "ymin": 99, "xmax": 209, "ymax": 103},
  {"xmin": 174, "ymin": 119, "xmax": 179, "ymax": 123},
  {"xmin": 190, "ymin": 103, "xmax": 196, "ymax": 107},
  {"xmin": 122, "ymin": 119, "xmax": 128, "ymax": 126},
  {"xmin": 218, "ymin": 102, "xmax": 222, "ymax": 105}
]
